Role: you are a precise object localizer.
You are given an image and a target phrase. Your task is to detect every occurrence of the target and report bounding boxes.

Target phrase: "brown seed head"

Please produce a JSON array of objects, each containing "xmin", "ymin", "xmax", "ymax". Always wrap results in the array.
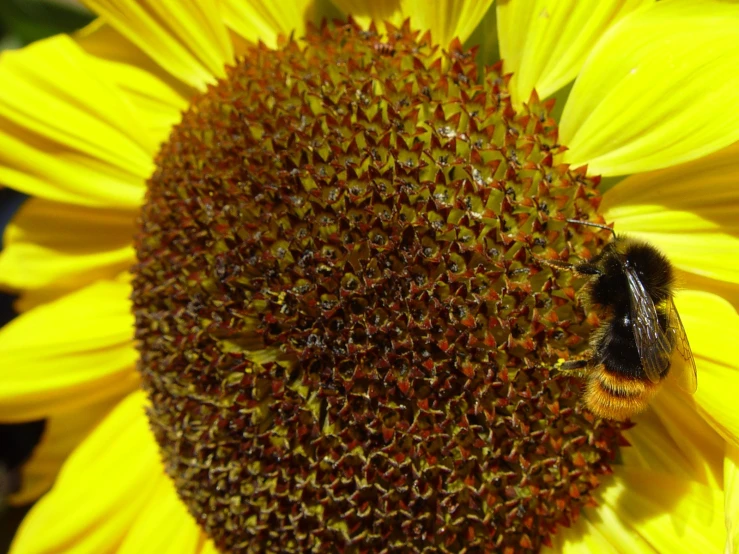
[{"xmin": 132, "ymin": 18, "xmax": 625, "ymax": 554}]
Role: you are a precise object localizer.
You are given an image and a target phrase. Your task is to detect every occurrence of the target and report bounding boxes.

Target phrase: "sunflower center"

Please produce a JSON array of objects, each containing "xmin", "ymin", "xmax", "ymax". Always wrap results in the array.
[{"xmin": 133, "ymin": 19, "xmax": 624, "ymax": 553}]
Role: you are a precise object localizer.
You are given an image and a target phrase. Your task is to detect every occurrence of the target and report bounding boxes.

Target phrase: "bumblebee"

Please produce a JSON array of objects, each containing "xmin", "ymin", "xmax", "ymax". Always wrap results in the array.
[{"xmin": 547, "ymin": 220, "xmax": 697, "ymax": 420}]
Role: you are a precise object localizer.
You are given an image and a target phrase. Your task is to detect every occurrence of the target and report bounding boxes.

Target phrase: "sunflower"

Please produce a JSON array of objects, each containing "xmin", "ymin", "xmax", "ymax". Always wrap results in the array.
[{"xmin": 1, "ymin": 0, "xmax": 739, "ymax": 552}]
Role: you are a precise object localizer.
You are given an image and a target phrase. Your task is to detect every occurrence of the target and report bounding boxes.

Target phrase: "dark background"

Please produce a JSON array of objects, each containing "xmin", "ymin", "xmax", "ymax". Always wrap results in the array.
[{"xmin": 0, "ymin": 1, "xmax": 94, "ymax": 551}]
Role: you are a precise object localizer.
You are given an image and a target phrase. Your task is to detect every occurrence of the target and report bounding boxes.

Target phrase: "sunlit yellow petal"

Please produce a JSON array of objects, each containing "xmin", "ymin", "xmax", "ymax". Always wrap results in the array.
[
  {"xmin": 220, "ymin": 0, "xmax": 315, "ymax": 49},
  {"xmin": 681, "ymin": 273, "xmax": 739, "ymax": 315},
  {"xmin": 75, "ymin": 20, "xmax": 189, "ymax": 141},
  {"xmin": 12, "ymin": 288, "xmax": 83, "ymax": 315},
  {"xmin": 602, "ymin": 208, "xmax": 739, "ymax": 284},
  {"xmin": 117, "ymin": 467, "xmax": 203, "ymax": 554},
  {"xmin": 331, "ymin": 0, "xmax": 494, "ymax": 46},
  {"xmin": 497, "ymin": 0, "xmax": 651, "ymax": 104},
  {"xmin": 639, "ymin": 391, "xmax": 723, "ymax": 489},
  {"xmin": 598, "ymin": 468, "xmax": 724, "ymax": 552},
  {"xmin": 621, "ymin": 408, "xmax": 692, "ymax": 479},
  {"xmin": 0, "ymin": 35, "xmax": 152, "ymax": 207},
  {"xmin": 10, "ymin": 392, "xmax": 160, "ymax": 554},
  {"xmin": 602, "ymin": 142, "xmax": 739, "ymax": 283},
  {"xmin": 544, "ymin": 516, "xmax": 619, "ymax": 554},
  {"xmin": 726, "ymin": 445, "xmax": 739, "ymax": 554},
  {"xmin": 677, "ymin": 290, "xmax": 739, "ymax": 448},
  {"xmin": 546, "ymin": 490, "xmax": 653, "ymax": 554},
  {"xmin": 8, "ymin": 397, "xmax": 120, "ymax": 506},
  {"xmin": 0, "ymin": 198, "xmax": 135, "ymax": 299},
  {"xmin": 560, "ymin": 0, "xmax": 739, "ymax": 176},
  {"xmin": 0, "ymin": 279, "xmax": 138, "ymax": 422},
  {"xmin": 85, "ymin": 0, "xmax": 234, "ymax": 89},
  {"xmin": 552, "ymin": 394, "xmax": 724, "ymax": 553},
  {"xmin": 622, "ymin": 397, "xmax": 723, "ymax": 490},
  {"xmin": 552, "ymin": 465, "xmax": 723, "ymax": 553}
]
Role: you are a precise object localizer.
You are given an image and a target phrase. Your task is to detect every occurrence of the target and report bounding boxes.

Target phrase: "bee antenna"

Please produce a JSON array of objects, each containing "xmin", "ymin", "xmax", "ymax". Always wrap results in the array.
[{"xmin": 565, "ymin": 218, "xmax": 616, "ymax": 238}]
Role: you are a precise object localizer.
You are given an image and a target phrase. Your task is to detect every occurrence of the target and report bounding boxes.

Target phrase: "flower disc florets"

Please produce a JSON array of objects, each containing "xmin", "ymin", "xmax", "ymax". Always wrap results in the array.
[{"xmin": 133, "ymin": 19, "xmax": 624, "ymax": 553}]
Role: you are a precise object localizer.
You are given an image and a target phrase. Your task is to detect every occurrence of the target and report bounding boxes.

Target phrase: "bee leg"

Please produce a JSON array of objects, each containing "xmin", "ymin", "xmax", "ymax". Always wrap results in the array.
[
  {"xmin": 529, "ymin": 255, "xmax": 576, "ymax": 272},
  {"xmin": 554, "ymin": 358, "xmax": 589, "ymax": 379}
]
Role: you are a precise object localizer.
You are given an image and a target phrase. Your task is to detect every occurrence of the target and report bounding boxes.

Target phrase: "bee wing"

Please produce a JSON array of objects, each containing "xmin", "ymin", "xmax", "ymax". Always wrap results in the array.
[
  {"xmin": 665, "ymin": 296, "xmax": 698, "ymax": 394},
  {"xmin": 624, "ymin": 265, "xmax": 672, "ymax": 384}
]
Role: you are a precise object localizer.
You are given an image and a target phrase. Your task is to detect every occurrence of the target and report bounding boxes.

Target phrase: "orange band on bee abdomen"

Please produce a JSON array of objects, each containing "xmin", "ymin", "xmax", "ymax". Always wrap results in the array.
[{"xmin": 584, "ymin": 368, "xmax": 661, "ymax": 421}]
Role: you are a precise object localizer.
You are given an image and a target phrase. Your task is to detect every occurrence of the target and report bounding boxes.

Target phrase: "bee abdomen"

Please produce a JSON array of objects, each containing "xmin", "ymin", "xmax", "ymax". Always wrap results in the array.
[{"xmin": 584, "ymin": 368, "xmax": 660, "ymax": 421}]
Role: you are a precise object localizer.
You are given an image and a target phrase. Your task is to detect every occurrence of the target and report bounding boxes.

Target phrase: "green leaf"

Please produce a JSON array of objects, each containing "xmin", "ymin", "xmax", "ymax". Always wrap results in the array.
[{"xmin": 0, "ymin": 0, "xmax": 93, "ymax": 47}]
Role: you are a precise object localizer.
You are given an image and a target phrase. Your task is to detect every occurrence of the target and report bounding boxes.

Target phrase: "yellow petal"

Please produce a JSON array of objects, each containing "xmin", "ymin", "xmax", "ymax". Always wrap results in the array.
[
  {"xmin": 545, "ymin": 486, "xmax": 653, "ymax": 554},
  {"xmin": 85, "ymin": 0, "xmax": 234, "ymax": 89},
  {"xmin": 560, "ymin": 0, "xmax": 739, "ymax": 176},
  {"xmin": 330, "ymin": 0, "xmax": 494, "ymax": 45},
  {"xmin": 680, "ymin": 273, "xmax": 739, "ymax": 315},
  {"xmin": 676, "ymin": 290, "xmax": 739, "ymax": 448},
  {"xmin": 9, "ymin": 391, "xmax": 194, "ymax": 554},
  {"xmin": 628, "ymin": 390, "xmax": 724, "ymax": 489},
  {"xmin": 0, "ymin": 278, "xmax": 138, "ymax": 422},
  {"xmin": 0, "ymin": 35, "xmax": 153, "ymax": 207},
  {"xmin": 497, "ymin": 0, "xmax": 651, "ymax": 104},
  {"xmin": 220, "ymin": 0, "xmax": 315, "ymax": 49},
  {"xmin": 75, "ymin": 19, "xmax": 190, "ymax": 141},
  {"xmin": 597, "ymin": 468, "xmax": 725, "ymax": 552},
  {"xmin": 13, "ymin": 288, "xmax": 81, "ymax": 315},
  {"xmin": 602, "ymin": 142, "xmax": 739, "ymax": 283},
  {"xmin": 117, "ymin": 465, "xmax": 204, "ymax": 554},
  {"xmin": 621, "ymin": 408, "xmax": 690, "ymax": 478},
  {"xmin": 552, "ymin": 465, "xmax": 724, "ymax": 553},
  {"xmin": 544, "ymin": 515, "xmax": 621, "ymax": 554},
  {"xmin": 602, "ymin": 211, "xmax": 739, "ymax": 284},
  {"xmin": 726, "ymin": 445, "xmax": 739, "ymax": 554},
  {"xmin": 8, "ymin": 397, "xmax": 122, "ymax": 506},
  {"xmin": 551, "ymin": 399, "xmax": 723, "ymax": 553},
  {"xmin": 0, "ymin": 198, "xmax": 136, "ymax": 299}
]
